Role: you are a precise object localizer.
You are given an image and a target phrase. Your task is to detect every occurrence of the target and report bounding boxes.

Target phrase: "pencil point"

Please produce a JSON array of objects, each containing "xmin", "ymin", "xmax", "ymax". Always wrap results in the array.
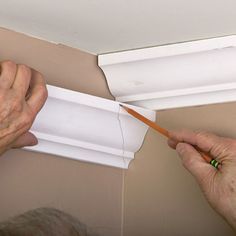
[{"xmin": 119, "ymin": 104, "xmax": 124, "ymax": 107}]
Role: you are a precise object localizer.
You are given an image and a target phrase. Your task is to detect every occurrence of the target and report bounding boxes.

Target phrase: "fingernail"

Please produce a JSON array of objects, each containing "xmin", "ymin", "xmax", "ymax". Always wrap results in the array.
[
  {"xmin": 30, "ymin": 138, "xmax": 38, "ymax": 146},
  {"xmin": 176, "ymin": 143, "xmax": 185, "ymax": 154}
]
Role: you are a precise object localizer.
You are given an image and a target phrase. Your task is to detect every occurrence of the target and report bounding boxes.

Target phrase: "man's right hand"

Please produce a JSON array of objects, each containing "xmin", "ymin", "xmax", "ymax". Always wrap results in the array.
[
  {"xmin": 0, "ymin": 60, "xmax": 48, "ymax": 155},
  {"xmin": 168, "ymin": 130, "xmax": 236, "ymax": 231}
]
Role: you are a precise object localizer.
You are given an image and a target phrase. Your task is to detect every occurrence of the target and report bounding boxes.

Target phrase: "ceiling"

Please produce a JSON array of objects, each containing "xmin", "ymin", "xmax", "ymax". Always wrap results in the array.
[{"xmin": 0, "ymin": 0, "xmax": 235, "ymax": 54}]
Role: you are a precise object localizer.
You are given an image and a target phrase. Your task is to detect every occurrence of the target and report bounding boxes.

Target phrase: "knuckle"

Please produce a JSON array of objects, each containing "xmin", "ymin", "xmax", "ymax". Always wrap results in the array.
[
  {"xmin": 1, "ymin": 60, "xmax": 16, "ymax": 73},
  {"xmin": 169, "ymin": 128, "xmax": 188, "ymax": 140},
  {"xmin": 179, "ymin": 128, "xmax": 189, "ymax": 136},
  {"xmin": 195, "ymin": 130, "xmax": 208, "ymax": 138},
  {"xmin": 174, "ymin": 129, "xmax": 190, "ymax": 139},
  {"xmin": 21, "ymin": 111, "xmax": 34, "ymax": 128},
  {"xmin": 18, "ymin": 64, "xmax": 31, "ymax": 77},
  {"xmin": 195, "ymin": 130, "xmax": 214, "ymax": 143},
  {"xmin": 2, "ymin": 60, "xmax": 16, "ymax": 68},
  {"xmin": 38, "ymin": 84, "xmax": 48, "ymax": 100}
]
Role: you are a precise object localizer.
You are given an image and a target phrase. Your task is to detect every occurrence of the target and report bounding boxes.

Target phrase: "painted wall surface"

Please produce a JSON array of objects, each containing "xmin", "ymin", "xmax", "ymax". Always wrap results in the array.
[
  {"xmin": 0, "ymin": 28, "xmax": 122, "ymax": 236},
  {"xmin": 0, "ymin": 28, "xmax": 113, "ymax": 99},
  {"xmin": 0, "ymin": 28, "xmax": 235, "ymax": 236}
]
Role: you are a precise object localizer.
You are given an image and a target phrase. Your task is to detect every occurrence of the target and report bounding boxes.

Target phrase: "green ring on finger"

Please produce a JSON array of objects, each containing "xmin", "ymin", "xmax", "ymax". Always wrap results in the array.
[{"xmin": 210, "ymin": 159, "xmax": 220, "ymax": 169}]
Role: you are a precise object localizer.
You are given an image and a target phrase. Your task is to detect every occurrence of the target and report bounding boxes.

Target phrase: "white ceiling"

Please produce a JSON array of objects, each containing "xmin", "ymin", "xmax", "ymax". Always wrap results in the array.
[{"xmin": 0, "ymin": 0, "xmax": 236, "ymax": 55}]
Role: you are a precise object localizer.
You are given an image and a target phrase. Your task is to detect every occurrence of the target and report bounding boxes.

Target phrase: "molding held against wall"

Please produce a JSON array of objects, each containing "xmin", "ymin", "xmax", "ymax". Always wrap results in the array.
[
  {"xmin": 99, "ymin": 35, "xmax": 236, "ymax": 110},
  {"xmin": 24, "ymin": 85, "xmax": 156, "ymax": 169}
]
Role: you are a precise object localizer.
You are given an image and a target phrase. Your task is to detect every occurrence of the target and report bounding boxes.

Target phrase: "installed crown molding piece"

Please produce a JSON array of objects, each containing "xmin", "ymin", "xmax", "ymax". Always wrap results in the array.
[
  {"xmin": 24, "ymin": 85, "xmax": 156, "ymax": 169},
  {"xmin": 99, "ymin": 35, "xmax": 236, "ymax": 110}
]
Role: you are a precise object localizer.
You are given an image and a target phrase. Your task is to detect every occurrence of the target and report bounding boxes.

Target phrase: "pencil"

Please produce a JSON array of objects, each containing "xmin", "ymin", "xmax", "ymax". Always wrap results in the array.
[
  {"xmin": 120, "ymin": 104, "xmax": 220, "ymax": 169},
  {"xmin": 120, "ymin": 104, "xmax": 170, "ymax": 138}
]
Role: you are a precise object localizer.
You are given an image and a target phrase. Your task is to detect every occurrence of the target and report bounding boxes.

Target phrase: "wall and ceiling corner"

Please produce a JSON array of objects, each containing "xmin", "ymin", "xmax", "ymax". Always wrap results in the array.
[
  {"xmin": 25, "ymin": 85, "xmax": 156, "ymax": 169},
  {"xmin": 99, "ymin": 35, "xmax": 236, "ymax": 110}
]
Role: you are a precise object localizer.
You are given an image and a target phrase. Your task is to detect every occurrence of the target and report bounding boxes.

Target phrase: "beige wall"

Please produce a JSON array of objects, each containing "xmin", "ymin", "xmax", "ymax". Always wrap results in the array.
[
  {"xmin": 0, "ymin": 28, "xmax": 113, "ymax": 99},
  {"xmin": 0, "ymin": 28, "xmax": 122, "ymax": 236},
  {"xmin": 0, "ymin": 28, "xmax": 235, "ymax": 236}
]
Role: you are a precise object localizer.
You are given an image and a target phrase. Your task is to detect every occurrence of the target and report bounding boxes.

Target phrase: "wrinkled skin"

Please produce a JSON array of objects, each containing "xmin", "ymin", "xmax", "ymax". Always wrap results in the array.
[
  {"xmin": 168, "ymin": 130, "xmax": 236, "ymax": 231},
  {"xmin": 0, "ymin": 60, "xmax": 47, "ymax": 155}
]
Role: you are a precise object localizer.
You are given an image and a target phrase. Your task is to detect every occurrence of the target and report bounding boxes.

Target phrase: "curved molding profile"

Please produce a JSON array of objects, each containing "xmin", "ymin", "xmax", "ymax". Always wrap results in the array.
[
  {"xmin": 99, "ymin": 35, "xmax": 236, "ymax": 110},
  {"xmin": 25, "ymin": 85, "xmax": 156, "ymax": 169}
]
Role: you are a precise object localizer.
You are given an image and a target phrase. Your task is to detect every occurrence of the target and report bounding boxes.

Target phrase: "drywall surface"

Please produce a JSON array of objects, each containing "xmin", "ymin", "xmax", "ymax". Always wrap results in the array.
[
  {"xmin": 0, "ymin": 28, "xmax": 121, "ymax": 236},
  {"xmin": 0, "ymin": 28, "xmax": 113, "ymax": 99},
  {"xmin": 0, "ymin": 0, "xmax": 236, "ymax": 54},
  {"xmin": 124, "ymin": 102, "xmax": 236, "ymax": 236}
]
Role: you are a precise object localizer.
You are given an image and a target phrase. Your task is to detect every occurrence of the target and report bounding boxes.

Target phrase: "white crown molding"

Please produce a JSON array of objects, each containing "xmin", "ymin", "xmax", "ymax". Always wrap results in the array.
[
  {"xmin": 24, "ymin": 85, "xmax": 156, "ymax": 169},
  {"xmin": 99, "ymin": 35, "xmax": 236, "ymax": 110}
]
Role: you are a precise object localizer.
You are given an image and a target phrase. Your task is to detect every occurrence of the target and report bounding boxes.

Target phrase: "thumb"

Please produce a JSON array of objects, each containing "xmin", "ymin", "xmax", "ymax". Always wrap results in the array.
[
  {"xmin": 12, "ymin": 131, "xmax": 38, "ymax": 148},
  {"xmin": 176, "ymin": 142, "xmax": 216, "ymax": 182}
]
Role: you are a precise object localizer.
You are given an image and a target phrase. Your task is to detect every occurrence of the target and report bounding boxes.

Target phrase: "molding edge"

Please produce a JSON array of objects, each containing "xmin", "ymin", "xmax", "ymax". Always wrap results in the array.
[{"xmin": 25, "ymin": 85, "xmax": 156, "ymax": 169}]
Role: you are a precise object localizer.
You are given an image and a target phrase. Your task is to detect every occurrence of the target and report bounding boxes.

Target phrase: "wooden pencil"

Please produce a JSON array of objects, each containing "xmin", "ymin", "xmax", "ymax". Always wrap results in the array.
[
  {"xmin": 120, "ymin": 104, "xmax": 219, "ymax": 168},
  {"xmin": 120, "ymin": 104, "xmax": 170, "ymax": 138}
]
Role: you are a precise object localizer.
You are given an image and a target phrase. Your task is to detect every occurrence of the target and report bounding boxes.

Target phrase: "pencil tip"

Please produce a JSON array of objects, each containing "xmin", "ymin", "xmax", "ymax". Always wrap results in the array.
[{"xmin": 119, "ymin": 104, "xmax": 124, "ymax": 107}]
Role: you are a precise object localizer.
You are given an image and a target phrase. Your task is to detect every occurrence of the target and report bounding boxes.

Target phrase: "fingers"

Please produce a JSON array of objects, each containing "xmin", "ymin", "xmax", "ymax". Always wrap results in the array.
[
  {"xmin": 176, "ymin": 142, "xmax": 216, "ymax": 181},
  {"xmin": 0, "ymin": 61, "xmax": 17, "ymax": 89},
  {"xmin": 168, "ymin": 129, "xmax": 220, "ymax": 153},
  {"xmin": 0, "ymin": 61, "xmax": 33, "ymax": 99},
  {"xmin": 0, "ymin": 60, "xmax": 47, "ymax": 155},
  {"xmin": 167, "ymin": 138, "xmax": 178, "ymax": 149},
  {"xmin": 11, "ymin": 131, "xmax": 38, "ymax": 148},
  {"xmin": 27, "ymin": 70, "xmax": 48, "ymax": 115},
  {"xmin": 12, "ymin": 64, "xmax": 32, "ymax": 97}
]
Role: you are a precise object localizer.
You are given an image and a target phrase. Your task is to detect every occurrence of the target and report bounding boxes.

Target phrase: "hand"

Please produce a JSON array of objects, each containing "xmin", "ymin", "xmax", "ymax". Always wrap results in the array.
[
  {"xmin": 168, "ymin": 130, "xmax": 236, "ymax": 230},
  {"xmin": 0, "ymin": 60, "xmax": 47, "ymax": 155}
]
